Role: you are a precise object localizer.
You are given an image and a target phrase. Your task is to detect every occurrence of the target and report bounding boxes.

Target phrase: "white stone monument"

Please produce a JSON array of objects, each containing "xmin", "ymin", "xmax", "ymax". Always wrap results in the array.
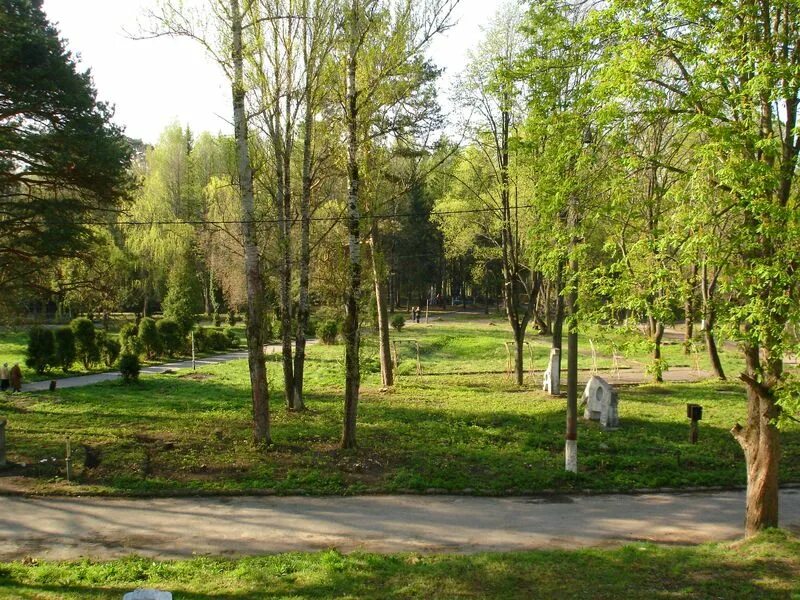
[
  {"xmin": 542, "ymin": 348, "xmax": 560, "ymax": 395},
  {"xmin": 123, "ymin": 590, "xmax": 172, "ymax": 600},
  {"xmin": 581, "ymin": 375, "xmax": 619, "ymax": 429}
]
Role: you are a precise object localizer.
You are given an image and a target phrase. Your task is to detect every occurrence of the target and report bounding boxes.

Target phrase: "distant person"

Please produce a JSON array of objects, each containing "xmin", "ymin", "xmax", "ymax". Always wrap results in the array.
[
  {"xmin": 9, "ymin": 363, "xmax": 21, "ymax": 392},
  {"xmin": 0, "ymin": 363, "xmax": 8, "ymax": 392},
  {"xmin": 415, "ymin": 307, "xmax": 421, "ymax": 324}
]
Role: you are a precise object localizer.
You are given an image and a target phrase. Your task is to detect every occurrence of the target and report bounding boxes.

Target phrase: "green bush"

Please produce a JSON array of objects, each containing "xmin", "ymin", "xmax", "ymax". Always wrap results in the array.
[
  {"xmin": 138, "ymin": 317, "xmax": 161, "ymax": 359},
  {"xmin": 223, "ymin": 327, "xmax": 240, "ymax": 349},
  {"xmin": 192, "ymin": 327, "xmax": 210, "ymax": 353},
  {"xmin": 97, "ymin": 333, "xmax": 121, "ymax": 368},
  {"xmin": 119, "ymin": 323, "xmax": 138, "ymax": 352},
  {"xmin": 157, "ymin": 318, "xmax": 184, "ymax": 357},
  {"xmin": 25, "ymin": 326, "xmax": 55, "ymax": 374},
  {"xmin": 208, "ymin": 329, "xmax": 229, "ymax": 352},
  {"xmin": 71, "ymin": 317, "xmax": 99, "ymax": 369},
  {"xmin": 391, "ymin": 314, "xmax": 406, "ymax": 332},
  {"xmin": 319, "ymin": 320, "xmax": 339, "ymax": 345},
  {"xmin": 54, "ymin": 327, "xmax": 76, "ymax": 372},
  {"xmin": 118, "ymin": 353, "xmax": 140, "ymax": 383}
]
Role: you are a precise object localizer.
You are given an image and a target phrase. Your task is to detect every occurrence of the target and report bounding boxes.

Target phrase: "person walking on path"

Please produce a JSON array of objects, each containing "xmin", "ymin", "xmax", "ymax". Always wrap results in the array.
[
  {"xmin": 0, "ymin": 363, "xmax": 9, "ymax": 392},
  {"xmin": 9, "ymin": 363, "xmax": 21, "ymax": 392}
]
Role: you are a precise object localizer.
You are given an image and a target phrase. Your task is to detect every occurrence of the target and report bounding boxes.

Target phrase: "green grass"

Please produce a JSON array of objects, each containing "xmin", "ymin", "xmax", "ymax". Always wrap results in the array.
[
  {"xmin": 1, "ymin": 313, "xmax": 797, "ymax": 496},
  {"xmin": 0, "ymin": 531, "xmax": 798, "ymax": 598}
]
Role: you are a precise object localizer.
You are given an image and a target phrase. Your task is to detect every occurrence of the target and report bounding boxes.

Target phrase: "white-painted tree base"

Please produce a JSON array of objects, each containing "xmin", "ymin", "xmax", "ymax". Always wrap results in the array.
[{"xmin": 565, "ymin": 440, "xmax": 577, "ymax": 473}]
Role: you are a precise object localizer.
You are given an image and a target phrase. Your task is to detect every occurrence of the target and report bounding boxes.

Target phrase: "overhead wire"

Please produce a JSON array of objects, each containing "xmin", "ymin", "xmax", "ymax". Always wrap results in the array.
[{"xmin": 70, "ymin": 204, "xmax": 538, "ymax": 227}]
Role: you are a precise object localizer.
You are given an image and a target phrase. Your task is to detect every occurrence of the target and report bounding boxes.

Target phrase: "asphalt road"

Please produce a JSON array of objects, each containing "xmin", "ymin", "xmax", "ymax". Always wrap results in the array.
[{"xmin": 1, "ymin": 489, "xmax": 798, "ymax": 560}]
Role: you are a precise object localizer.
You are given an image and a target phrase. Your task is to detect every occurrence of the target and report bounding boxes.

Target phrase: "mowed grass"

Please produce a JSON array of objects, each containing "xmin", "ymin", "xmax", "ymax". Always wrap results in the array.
[
  {"xmin": 0, "ymin": 531, "xmax": 798, "ymax": 599},
  {"xmin": 1, "ymin": 313, "xmax": 798, "ymax": 496}
]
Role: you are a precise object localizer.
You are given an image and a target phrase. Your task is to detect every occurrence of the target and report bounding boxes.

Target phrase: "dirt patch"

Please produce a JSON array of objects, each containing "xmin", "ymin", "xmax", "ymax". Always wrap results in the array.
[{"xmin": 181, "ymin": 373, "xmax": 214, "ymax": 381}]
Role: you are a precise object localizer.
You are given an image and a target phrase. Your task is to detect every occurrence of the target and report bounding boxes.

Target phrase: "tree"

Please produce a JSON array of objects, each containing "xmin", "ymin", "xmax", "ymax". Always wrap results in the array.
[
  {"xmin": 148, "ymin": 0, "xmax": 271, "ymax": 444},
  {"xmin": 0, "ymin": 0, "xmax": 131, "ymax": 312},
  {"xmin": 448, "ymin": 2, "xmax": 540, "ymax": 387},
  {"xmin": 339, "ymin": 0, "xmax": 458, "ymax": 448},
  {"xmin": 605, "ymin": 0, "xmax": 800, "ymax": 536}
]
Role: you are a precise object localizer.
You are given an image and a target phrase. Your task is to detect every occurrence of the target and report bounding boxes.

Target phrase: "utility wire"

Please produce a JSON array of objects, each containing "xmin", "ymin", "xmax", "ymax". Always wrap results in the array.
[{"xmin": 70, "ymin": 204, "xmax": 537, "ymax": 227}]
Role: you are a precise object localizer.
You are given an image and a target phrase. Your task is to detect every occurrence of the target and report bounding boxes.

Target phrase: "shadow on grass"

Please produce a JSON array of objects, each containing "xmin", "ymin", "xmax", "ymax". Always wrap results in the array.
[{"xmin": 0, "ymin": 534, "xmax": 798, "ymax": 599}]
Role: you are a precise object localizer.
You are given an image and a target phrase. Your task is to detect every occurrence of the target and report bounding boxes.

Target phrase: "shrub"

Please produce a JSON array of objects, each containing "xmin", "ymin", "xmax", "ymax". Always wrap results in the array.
[
  {"xmin": 25, "ymin": 326, "xmax": 55, "ymax": 374},
  {"xmin": 213, "ymin": 312, "xmax": 222, "ymax": 327},
  {"xmin": 192, "ymin": 327, "xmax": 210, "ymax": 353},
  {"xmin": 157, "ymin": 318, "xmax": 184, "ymax": 357},
  {"xmin": 227, "ymin": 311, "xmax": 238, "ymax": 326},
  {"xmin": 71, "ymin": 317, "xmax": 99, "ymax": 369},
  {"xmin": 118, "ymin": 353, "xmax": 140, "ymax": 383},
  {"xmin": 138, "ymin": 317, "xmax": 161, "ymax": 359},
  {"xmin": 98, "ymin": 334, "xmax": 121, "ymax": 368},
  {"xmin": 391, "ymin": 314, "xmax": 406, "ymax": 332},
  {"xmin": 54, "ymin": 327, "xmax": 76, "ymax": 372},
  {"xmin": 223, "ymin": 327, "xmax": 240, "ymax": 349},
  {"xmin": 119, "ymin": 323, "xmax": 138, "ymax": 350},
  {"xmin": 319, "ymin": 320, "xmax": 339, "ymax": 345},
  {"xmin": 208, "ymin": 328, "xmax": 229, "ymax": 352}
]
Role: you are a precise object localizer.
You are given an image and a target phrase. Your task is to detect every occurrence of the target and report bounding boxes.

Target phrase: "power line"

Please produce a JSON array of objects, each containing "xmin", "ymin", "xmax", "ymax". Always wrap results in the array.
[{"xmin": 70, "ymin": 204, "xmax": 538, "ymax": 227}]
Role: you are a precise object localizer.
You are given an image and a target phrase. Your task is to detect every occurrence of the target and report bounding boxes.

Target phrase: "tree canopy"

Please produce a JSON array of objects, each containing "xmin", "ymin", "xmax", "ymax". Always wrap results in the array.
[{"xmin": 0, "ymin": 0, "xmax": 132, "ymax": 308}]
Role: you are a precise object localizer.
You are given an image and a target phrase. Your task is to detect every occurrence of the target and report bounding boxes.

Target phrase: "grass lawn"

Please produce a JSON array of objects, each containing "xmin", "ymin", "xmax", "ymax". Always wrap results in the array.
[
  {"xmin": 1, "ymin": 313, "xmax": 798, "ymax": 496},
  {"xmin": 0, "ymin": 531, "xmax": 797, "ymax": 598}
]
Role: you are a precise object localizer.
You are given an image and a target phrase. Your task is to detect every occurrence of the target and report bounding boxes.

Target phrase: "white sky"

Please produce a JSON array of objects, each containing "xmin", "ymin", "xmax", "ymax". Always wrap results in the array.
[{"xmin": 41, "ymin": 0, "xmax": 501, "ymax": 145}]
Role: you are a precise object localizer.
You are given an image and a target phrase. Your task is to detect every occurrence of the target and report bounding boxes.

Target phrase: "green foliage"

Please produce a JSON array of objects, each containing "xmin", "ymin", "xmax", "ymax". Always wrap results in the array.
[
  {"xmin": 319, "ymin": 320, "xmax": 339, "ymax": 345},
  {"xmin": 118, "ymin": 353, "xmax": 140, "ymax": 383},
  {"xmin": 119, "ymin": 323, "xmax": 138, "ymax": 350},
  {"xmin": 223, "ymin": 327, "xmax": 239, "ymax": 349},
  {"xmin": 227, "ymin": 311, "xmax": 238, "ymax": 326},
  {"xmin": 70, "ymin": 317, "xmax": 99, "ymax": 369},
  {"xmin": 162, "ymin": 256, "xmax": 201, "ymax": 334},
  {"xmin": 156, "ymin": 318, "xmax": 184, "ymax": 357},
  {"xmin": 137, "ymin": 317, "xmax": 161, "ymax": 359},
  {"xmin": 0, "ymin": 0, "xmax": 132, "ymax": 309},
  {"xmin": 391, "ymin": 314, "xmax": 406, "ymax": 332},
  {"xmin": 25, "ymin": 326, "xmax": 55, "ymax": 374},
  {"xmin": 212, "ymin": 312, "xmax": 222, "ymax": 327},
  {"xmin": 98, "ymin": 335, "xmax": 121, "ymax": 368},
  {"xmin": 53, "ymin": 327, "xmax": 77, "ymax": 373}
]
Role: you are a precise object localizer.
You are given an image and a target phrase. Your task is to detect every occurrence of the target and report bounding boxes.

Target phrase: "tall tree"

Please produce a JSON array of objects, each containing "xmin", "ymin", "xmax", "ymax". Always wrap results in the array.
[
  {"xmin": 148, "ymin": 0, "xmax": 271, "ymax": 444},
  {"xmin": 0, "ymin": 0, "xmax": 132, "ymax": 312},
  {"xmin": 340, "ymin": 0, "xmax": 458, "ymax": 448},
  {"xmin": 605, "ymin": 0, "xmax": 800, "ymax": 535}
]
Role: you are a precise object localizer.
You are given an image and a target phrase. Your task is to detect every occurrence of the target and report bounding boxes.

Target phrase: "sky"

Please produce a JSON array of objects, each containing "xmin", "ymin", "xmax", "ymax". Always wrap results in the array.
[{"xmin": 41, "ymin": 0, "xmax": 501, "ymax": 145}]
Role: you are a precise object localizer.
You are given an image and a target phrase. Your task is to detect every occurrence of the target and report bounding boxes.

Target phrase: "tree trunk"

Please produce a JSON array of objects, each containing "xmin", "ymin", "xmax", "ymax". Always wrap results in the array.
[
  {"xmin": 733, "ymin": 343, "xmax": 780, "ymax": 536},
  {"xmin": 705, "ymin": 325, "xmax": 726, "ymax": 381},
  {"xmin": 565, "ymin": 207, "xmax": 579, "ymax": 473},
  {"xmin": 651, "ymin": 318, "xmax": 664, "ymax": 383},
  {"xmin": 292, "ymin": 40, "xmax": 315, "ymax": 412},
  {"xmin": 514, "ymin": 325, "xmax": 524, "ymax": 386},
  {"xmin": 371, "ymin": 231, "xmax": 393, "ymax": 388},
  {"xmin": 231, "ymin": 0, "xmax": 269, "ymax": 445},
  {"xmin": 684, "ymin": 264, "xmax": 697, "ymax": 353},
  {"xmin": 342, "ymin": 1, "xmax": 361, "ymax": 449}
]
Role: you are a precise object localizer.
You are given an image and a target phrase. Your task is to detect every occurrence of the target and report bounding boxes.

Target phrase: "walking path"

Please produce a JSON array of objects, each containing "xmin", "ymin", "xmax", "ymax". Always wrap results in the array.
[
  {"xmin": 0, "ymin": 490, "xmax": 798, "ymax": 560},
  {"xmin": 20, "ymin": 345, "xmax": 291, "ymax": 392}
]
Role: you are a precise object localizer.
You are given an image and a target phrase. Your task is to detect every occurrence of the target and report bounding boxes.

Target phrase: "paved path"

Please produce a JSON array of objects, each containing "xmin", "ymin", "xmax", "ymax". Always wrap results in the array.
[
  {"xmin": 1, "ymin": 490, "xmax": 798, "ymax": 560},
  {"xmin": 20, "ymin": 345, "xmax": 291, "ymax": 392}
]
